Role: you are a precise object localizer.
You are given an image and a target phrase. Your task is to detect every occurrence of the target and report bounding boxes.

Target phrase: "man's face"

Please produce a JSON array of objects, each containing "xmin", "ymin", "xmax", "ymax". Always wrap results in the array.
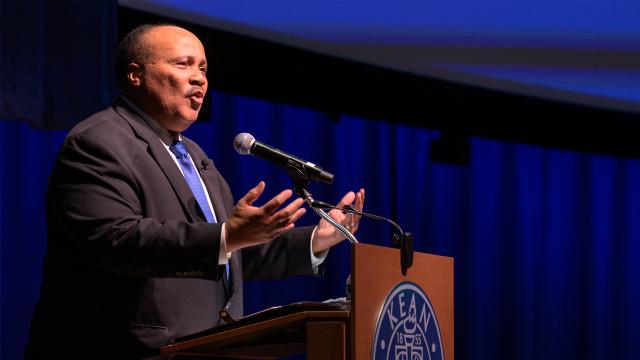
[{"xmin": 134, "ymin": 26, "xmax": 208, "ymax": 132}]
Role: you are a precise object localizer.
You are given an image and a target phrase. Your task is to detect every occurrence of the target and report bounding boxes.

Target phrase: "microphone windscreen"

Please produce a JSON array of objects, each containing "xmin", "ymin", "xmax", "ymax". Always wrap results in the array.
[{"xmin": 233, "ymin": 133, "xmax": 255, "ymax": 155}]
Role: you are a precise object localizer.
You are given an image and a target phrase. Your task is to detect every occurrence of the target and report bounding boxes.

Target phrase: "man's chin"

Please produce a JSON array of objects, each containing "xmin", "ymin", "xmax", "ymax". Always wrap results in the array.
[
  {"xmin": 163, "ymin": 113, "xmax": 198, "ymax": 133},
  {"xmin": 182, "ymin": 111, "xmax": 202, "ymax": 127},
  {"xmin": 181, "ymin": 106, "xmax": 201, "ymax": 120}
]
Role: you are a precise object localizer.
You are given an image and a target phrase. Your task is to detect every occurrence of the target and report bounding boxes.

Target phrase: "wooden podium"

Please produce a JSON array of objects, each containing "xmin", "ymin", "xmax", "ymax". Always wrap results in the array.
[{"xmin": 161, "ymin": 243, "xmax": 453, "ymax": 359}]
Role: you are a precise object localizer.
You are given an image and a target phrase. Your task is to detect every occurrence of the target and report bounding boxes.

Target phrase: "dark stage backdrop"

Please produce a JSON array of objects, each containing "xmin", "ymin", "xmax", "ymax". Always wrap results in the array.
[
  {"xmin": 0, "ymin": 0, "xmax": 117, "ymax": 129},
  {"xmin": 2, "ymin": 90, "xmax": 640, "ymax": 359}
]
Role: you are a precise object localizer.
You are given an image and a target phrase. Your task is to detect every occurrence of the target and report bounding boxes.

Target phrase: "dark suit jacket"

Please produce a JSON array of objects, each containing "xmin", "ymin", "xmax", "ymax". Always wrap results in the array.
[{"xmin": 25, "ymin": 99, "xmax": 317, "ymax": 359}]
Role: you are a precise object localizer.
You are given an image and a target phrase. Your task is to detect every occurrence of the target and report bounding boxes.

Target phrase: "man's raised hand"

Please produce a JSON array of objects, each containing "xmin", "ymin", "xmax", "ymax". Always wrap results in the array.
[{"xmin": 225, "ymin": 181, "xmax": 306, "ymax": 252}]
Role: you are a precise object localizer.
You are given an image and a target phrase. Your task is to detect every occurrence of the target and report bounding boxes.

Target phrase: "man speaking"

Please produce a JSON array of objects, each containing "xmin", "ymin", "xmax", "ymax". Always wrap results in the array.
[{"xmin": 25, "ymin": 24, "xmax": 364, "ymax": 359}]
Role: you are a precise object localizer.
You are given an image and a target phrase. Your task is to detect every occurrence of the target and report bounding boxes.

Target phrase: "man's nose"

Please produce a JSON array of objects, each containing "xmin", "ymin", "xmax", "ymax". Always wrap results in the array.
[{"xmin": 190, "ymin": 70, "xmax": 206, "ymax": 85}]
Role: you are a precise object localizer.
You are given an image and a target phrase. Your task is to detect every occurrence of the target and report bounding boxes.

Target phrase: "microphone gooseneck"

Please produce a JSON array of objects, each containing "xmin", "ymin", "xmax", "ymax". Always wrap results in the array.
[
  {"xmin": 312, "ymin": 201, "xmax": 414, "ymax": 275},
  {"xmin": 311, "ymin": 201, "xmax": 404, "ymax": 235}
]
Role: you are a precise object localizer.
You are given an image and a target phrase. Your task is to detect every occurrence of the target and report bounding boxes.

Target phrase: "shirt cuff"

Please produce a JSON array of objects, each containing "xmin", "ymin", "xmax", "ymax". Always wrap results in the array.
[
  {"xmin": 218, "ymin": 223, "xmax": 231, "ymax": 265},
  {"xmin": 310, "ymin": 226, "xmax": 328, "ymax": 272}
]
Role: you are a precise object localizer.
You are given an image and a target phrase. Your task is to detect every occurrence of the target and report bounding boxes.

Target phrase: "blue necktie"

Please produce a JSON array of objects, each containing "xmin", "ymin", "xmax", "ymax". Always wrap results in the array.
[
  {"xmin": 169, "ymin": 140, "xmax": 216, "ymax": 223},
  {"xmin": 169, "ymin": 140, "xmax": 230, "ymax": 283}
]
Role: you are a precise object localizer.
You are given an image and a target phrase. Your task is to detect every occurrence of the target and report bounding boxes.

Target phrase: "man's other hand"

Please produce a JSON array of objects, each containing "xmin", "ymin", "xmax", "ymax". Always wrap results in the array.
[{"xmin": 311, "ymin": 188, "xmax": 365, "ymax": 254}]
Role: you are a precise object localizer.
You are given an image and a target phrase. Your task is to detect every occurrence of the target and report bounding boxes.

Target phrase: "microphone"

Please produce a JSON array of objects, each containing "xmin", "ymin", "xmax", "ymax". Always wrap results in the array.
[
  {"xmin": 233, "ymin": 133, "xmax": 334, "ymax": 184},
  {"xmin": 198, "ymin": 160, "xmax": 210, "ymax": 174}
]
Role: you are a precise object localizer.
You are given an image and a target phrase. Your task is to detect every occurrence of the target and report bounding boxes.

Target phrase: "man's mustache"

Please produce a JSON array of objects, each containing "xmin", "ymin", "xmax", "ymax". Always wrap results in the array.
[{"xmin": 186, "ymin": 86, "xmax": 205, "ymax": 97}]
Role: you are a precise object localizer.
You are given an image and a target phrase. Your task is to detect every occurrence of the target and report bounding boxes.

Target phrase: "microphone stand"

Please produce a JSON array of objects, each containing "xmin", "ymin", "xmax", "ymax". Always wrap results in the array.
[
  {"xmin": 284, "ymin": 160, "xmax": 358, "ymax": 244},
  {"xmin": 284, "ymin": 159, "xmax": 412, "ymax": 275}
]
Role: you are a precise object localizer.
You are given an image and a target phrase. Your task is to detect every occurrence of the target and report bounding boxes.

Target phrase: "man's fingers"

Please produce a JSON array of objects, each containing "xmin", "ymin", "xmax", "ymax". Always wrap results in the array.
[
  {"xmin": 240, "ymin": 181, "xmax": 266, "ymax": 206},
  {"xmin": 354, "ymin": 189, "xmax": 365, "ymax": 225},
  {"xmin": 345, "ymin": 189, "xmax": 365, "ymax": 232},
  {"xmin": 287, "ymin": 207, "xmax": 307, "ymax": 224},
  {"xmin": 272, "ymin": 199, "xmax": 305, "ymax": 231},
  {"xmin": 261, "ymin": 189, "xmax": 293, "ymax": 214},
  {"xmin": 336, "ymin": 191, "xmax": 356, "ymax": 209},
  {"xmin": 355, "ymin": 188, "xmax": 365, "ymax": 211},
  {"xmin": 272, "ymin": 223, "xmax": 296, "ymax": 238},
  {"xmin": 273, "ymin": 197, "xmax": 304, "ymax": 220}
]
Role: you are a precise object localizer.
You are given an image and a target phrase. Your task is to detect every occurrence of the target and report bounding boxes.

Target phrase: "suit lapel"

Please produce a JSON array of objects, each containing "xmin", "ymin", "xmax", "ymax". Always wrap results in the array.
[
  {"xmin": 114, "ymin": 99, "xmax": 238, "ymax": 291},
  {"xmin": 113, "ymin": 101, "xmax": 201, "ymax": 222}
]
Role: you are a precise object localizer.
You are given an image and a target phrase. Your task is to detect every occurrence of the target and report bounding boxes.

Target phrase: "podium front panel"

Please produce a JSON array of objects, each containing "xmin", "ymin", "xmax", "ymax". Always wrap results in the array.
[{"xmin": 351, "ymin": 243, "xmax": 454, "ymax": 360}]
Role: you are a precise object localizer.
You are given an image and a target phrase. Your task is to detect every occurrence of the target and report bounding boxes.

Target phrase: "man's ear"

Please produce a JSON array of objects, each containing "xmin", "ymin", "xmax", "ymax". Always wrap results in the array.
[{"xmin": 126, "ymin": 63, "xmax": 143, "ymax": 87}]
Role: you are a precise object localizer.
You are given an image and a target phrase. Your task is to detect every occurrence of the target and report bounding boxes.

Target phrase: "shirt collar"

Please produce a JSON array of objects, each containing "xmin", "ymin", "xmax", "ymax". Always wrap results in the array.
[{"xmin": 120, "ymin": 95, "xmax": 180, "ymax": 146}]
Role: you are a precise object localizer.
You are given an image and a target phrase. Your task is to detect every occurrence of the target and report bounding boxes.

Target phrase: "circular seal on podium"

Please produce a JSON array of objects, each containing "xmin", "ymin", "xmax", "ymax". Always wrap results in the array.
[{"xmin": 372, "ymin": 281, "xmax": 444, "ymax": 360}]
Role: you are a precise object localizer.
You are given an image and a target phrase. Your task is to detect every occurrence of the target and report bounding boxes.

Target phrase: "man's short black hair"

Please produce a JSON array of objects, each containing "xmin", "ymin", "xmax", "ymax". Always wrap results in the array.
[{"xmin": 115, "ymin": 23, "xmax": 183, "ymax": 89}]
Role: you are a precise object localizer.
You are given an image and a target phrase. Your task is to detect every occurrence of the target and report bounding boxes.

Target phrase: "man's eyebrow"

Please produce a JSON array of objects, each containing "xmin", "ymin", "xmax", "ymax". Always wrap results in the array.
[
  {"xmin": 171, "ymin": 55, "xmax": 197, "ymax": 61},
  {"xmin": 169, "ymin": 56, "xmax": 207, "ymax": 67}
]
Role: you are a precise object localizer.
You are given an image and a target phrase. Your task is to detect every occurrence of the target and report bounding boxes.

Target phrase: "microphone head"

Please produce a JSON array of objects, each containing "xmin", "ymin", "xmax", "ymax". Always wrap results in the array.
[{"xmin": 233, "ymin": 133, "xmax": 255, "ymax": 155}]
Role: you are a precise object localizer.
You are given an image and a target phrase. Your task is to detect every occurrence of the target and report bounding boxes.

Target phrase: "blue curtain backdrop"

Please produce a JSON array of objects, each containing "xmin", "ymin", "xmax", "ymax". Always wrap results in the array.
[{"xmin": 2, "ymin": 90, "xmax": 639, "ymax": 359}]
